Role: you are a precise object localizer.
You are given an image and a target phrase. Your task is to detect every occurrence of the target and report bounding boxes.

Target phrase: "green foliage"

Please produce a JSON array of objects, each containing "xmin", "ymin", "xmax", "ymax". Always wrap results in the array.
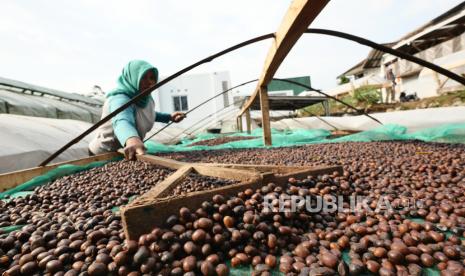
[
  {"xmin": 353, "ymin": 86, "xmax": 381, "ymax": 105},
  {"xmin": 299, "ymin": 85, "xmax": 381, "ymax": 116},
  {"xmin": 338, "ymin": 76, "xmax": 350, "ymax": 85},
  {"xmin": 456, "ymin": 90, "xmax": 465, "ymax": 101}
]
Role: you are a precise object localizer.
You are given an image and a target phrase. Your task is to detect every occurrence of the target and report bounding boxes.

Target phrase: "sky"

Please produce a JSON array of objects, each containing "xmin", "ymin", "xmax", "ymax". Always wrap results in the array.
[{"xmin": 1, "ymin": 0, "xmax": 463, "ymax": 96}]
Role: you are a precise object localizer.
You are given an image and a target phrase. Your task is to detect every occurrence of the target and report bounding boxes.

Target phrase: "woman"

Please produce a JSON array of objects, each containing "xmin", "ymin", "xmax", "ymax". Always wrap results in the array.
[{"xmin": 89, "ymin": 60, "xmax": 185, "ymax": 159}]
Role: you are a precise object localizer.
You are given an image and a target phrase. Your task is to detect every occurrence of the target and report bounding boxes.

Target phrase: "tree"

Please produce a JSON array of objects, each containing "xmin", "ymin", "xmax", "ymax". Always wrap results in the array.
[{"xmin": 338, "ymin": 76, "xmax": 350, "ymax": 85}]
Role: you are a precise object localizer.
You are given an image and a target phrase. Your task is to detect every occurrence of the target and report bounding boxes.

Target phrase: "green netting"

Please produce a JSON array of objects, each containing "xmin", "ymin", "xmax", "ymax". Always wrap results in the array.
[
  {"xmin": 147, "ymin": 123, "xmax": 465, "ymax": 155},
  {"xmin": 226, "ymin": 260, "xmax": 282, "ymax": 276},
  {"xmin": 330, "ymin": 123, "xmax": 465, "ymax": 144},
  {"xmin": 403, "ymin": 123, "xmax": 465, "ymax": 143},
  {"xmin": 146, "ymin": 128, "xmax": 332, "ymax": 154},
  {"xmin": 328, "ymin": 124, "xmax": 408, "ymax": 143}
]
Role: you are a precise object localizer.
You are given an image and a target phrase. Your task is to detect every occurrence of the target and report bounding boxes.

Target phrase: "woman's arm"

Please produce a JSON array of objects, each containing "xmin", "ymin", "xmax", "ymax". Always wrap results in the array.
[
  {"xmin": 109, "ymin": 94, "xmax": 139, "ymax": 146},
  {"xmin": 155, "ymin": 112, "xmax": 172, "ymax": 123},
  {"xmin": 109, "ymin": 95, "xmax": 146, "ymax": 159}
]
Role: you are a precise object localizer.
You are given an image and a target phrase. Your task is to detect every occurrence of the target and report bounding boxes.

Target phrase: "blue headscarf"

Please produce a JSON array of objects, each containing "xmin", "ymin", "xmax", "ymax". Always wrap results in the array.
[{"xmin": 106, "ymin": 60, "xmax": 158, "ymax": 107}]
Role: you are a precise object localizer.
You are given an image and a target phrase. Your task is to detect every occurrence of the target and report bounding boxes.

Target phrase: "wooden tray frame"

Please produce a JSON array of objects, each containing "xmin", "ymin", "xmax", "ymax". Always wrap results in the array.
[
  {"xmin": 121, "ymin": 154, "xmax": 342, "ymax": 240},
  {"xmin": 0, "ymin": 152, "xmax": 119, "ymax": 192},
  {"xmin": 0, "ymin": 152, "xmax": 342, "ymax": 241}
]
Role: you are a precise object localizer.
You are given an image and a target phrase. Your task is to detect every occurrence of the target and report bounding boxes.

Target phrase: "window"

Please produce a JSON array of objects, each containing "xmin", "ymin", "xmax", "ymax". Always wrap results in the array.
[
  {"xmin": 173, "ymin": 96, "xmax": 188, "ymax": 111},
  {"xmin": 222, "ymin": 81, "xmax": 230, "ymax": 106}
]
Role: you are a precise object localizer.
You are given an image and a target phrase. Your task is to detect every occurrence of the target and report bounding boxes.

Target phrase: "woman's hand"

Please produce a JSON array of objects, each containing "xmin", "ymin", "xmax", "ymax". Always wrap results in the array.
[
  {"xmin": 171, "ymin": 112, "xmax": 186, "ymax": 123},
  {"xmin": 124, "ymin": 137, "xmax": 146, "ymax": 160}
]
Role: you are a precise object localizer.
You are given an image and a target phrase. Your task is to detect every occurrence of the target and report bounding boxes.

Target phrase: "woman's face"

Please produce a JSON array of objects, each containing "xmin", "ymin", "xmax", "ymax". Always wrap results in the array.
[{"xmin": 139, "ymin": 70, "xmax": 157, "ymax": 92}]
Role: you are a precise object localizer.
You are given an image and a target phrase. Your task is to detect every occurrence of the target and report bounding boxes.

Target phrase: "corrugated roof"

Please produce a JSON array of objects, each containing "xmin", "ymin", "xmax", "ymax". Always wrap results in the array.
[
  {"xmin": 247, "ymin": 95, "xmax": 327, "ymax": 111},
  {"xmin": 0, "ymin": 76, "xmax": 103, "ymax": 106},
  {"xmin": 0, "ymin": 87, "xmax": 102, "ymax": 123},
  {"xmin": 340, "ymin": 2, "xmax": 465, "ymax": 77},
  {"xmin": 339, "ymin": 43, "xmax": 395, "ymax": 77},
  {"xmin": 363, "ymin": 43, "xmax": 396, "ymax": 68},
  {"xmin": 393, "ymin": 2, "xmax": 465, "ymax": 55}
]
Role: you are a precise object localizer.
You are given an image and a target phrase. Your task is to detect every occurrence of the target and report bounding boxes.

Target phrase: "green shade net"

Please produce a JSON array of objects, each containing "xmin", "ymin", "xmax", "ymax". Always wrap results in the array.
[
  {"xmin": 146, "ymin": 123, "xmax": 465, "ymax": 155},
  {"xmin": 146, "ymin": 128, "xmax": 332, "ymax": 153}
]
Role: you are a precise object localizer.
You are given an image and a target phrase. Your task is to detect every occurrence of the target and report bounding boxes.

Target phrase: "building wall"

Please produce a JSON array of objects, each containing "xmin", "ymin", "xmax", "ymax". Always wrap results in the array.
[
  {"xmin": 153, "ymin": 71, "xmax": 232, "ymax": 130},
  {"xmin": 325, "ymin": 70, "xmax": 383, "ymax": 97},
  {"xmin": 411, "ymin": 49, "xmax": 465, "ymax": 97},
  {"xmin": 329, "ymin": 32, "xmax": 465, "ymax": 101},
  {"xmin": 384, "ymin": 32, "xmax": 465, "ymax": 99}
]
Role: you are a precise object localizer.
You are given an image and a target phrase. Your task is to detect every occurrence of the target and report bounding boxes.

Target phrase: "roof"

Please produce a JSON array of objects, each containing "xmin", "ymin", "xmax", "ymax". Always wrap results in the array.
[
  {"xmin": 339, "ymin": 59, "xmax": 366, "ymax": 78},
  {"xmin": 246, "ymin": 95, "xmax": 327, "ymax": 111},
  {"xmin": 394, "ymin": 1, "xmax": 465, "ymax": 55},
  {"xmin": 0, "ymin": 76, "xmax": 103, "ymax": 106},
  {"xmin": 268, "ymin": 76, "xmax": 311, "ymax": 95},
  {"xmin": 340, "ymin": 2, "xmax": 465, "ymax": 77},
  {"xmin": 0, "ymin": 87, "xmax": 102, "ymax": 123},
  {"xmin": 339, "ymin": 43, "xmax": 394, "ymax": 77}
]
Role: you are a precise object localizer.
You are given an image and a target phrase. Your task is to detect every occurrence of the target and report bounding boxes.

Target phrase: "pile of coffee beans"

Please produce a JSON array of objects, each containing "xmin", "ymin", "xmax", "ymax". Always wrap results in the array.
[
  {"xmin": 1, "ymin": 141, "xmax": 464, "ymax": 275},
  {"xmin": 162, "ymin": 141, "xmax": 465, "ymax": 274},
  {"xmin": 168, "ymin": 174, "xmax": 239, "ymax": 196},
  {"xmin": 0, "ymin": 160, "xmax": 174, "ymax": 275},
  {"xmin": 187, "ymin": 136, "xmax": 257, "ymax": 147}
]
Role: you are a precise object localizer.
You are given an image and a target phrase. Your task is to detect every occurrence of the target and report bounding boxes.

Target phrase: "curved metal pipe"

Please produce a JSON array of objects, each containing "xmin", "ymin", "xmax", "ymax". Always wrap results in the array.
[
  {"xmin": 272, "ymin": 78, "xmax": 383, "ymax": 125},
  {"xmin": 39, "ymin": 33, "xmax": 275, "ymax": 166},
  {"xmin": 40, "ymin": 28, "xmax": 465, "ymax": 165},
  {"xmin": 305, "ymin": 28, "xmax": 465, "ymax": 86},
  {"xmin": 143, "ymin": 79, "xmax": 259, "ymax": 142}
]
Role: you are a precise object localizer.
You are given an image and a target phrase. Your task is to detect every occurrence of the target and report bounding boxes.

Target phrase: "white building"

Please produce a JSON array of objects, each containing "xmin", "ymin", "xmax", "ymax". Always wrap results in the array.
[
  {"xmin": 327, "ymin": 2, "xmax": 465, "ymax": 101},
  {"xmin": 153, "ymin": 71, "xmax": 233, "ymax": 131}
]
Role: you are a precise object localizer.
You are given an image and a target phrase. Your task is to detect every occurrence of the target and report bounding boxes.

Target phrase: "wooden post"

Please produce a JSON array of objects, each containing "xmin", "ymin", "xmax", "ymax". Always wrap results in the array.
[
  {"xmin": 238, "ymin": 0, "xmax": 329, "ymax": 116},
  {"xmin": 322, "ymin": 100, "xmax": 330, "ymax": 116},
  {"xmin": 240, "ymin": 116, "xmax": 243, "ymax": 132},
  {"xmin": 245, "ymin": 109, "xmax": 252, "ymax": 134},
  {"xmin": 259, "ymin": 86, "xmax": 272, "ymax": 146}
]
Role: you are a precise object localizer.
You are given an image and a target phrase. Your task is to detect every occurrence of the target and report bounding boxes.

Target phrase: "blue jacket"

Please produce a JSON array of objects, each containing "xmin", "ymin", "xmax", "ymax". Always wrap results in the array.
[{"xmin": 109, "ymin": 94, "xmax": 171, "ymax": 146}]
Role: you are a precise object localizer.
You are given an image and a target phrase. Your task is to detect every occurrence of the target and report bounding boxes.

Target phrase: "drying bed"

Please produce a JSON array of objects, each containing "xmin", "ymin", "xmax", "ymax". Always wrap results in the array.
[
  {"xmin": 186, "ymin": 136, "xmax": 259, "ymax": 147},
  {"xmin": 0, "ymin": 141, "xmax": 464, "ymax": 275}
]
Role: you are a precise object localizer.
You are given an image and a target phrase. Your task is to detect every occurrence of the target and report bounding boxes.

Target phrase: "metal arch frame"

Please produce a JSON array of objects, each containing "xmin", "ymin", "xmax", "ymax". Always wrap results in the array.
[
  {"xmin": 143, "ymin": 80, "xmax": 259, "ymax": 142},
  {"xmin": 238, "ymin": 28, "xmax": 465, "ymax": 144},
  {"xmin": 40, "ymin": 25, "xmax": 465, "ymax": 165},
  {"xmin": 239, "ymin": 29, "xmax": 465, "ymax": 117},
  {"xmin": 304, "ymin": 28, "xmax": 465, "ymax": 86},
  {"xmin": 38, "ymin": 33, "xmax": 275, "ymax": 166}
]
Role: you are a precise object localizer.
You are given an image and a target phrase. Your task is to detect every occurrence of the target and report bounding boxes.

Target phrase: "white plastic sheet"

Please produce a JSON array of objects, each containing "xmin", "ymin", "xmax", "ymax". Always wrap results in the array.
[
  {"xmin": 0, "ymin": 115, "xmax": 186, "ymax": 173},
  {"xmin": 0, "ymin": 114, "xmax": 94, "ymax": 173},
  {"xmin": 271, "ymin": 106, "xmax": 465, "ymax": 133}
]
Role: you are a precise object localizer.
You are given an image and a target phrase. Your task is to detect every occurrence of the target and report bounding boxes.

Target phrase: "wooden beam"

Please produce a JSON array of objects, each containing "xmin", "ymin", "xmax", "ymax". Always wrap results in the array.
[
  {"xmin": 239, "ymin": 0, "xmax": 329, "ymax": 116},
  {"xmin": 0, "ymin": 152, "xmax": 119, "ymax": 192},
  {"xmin": 245, "ymin": 109, "xmax": 252, "ymax": 134},
  {"xmin": 121, "ymin": 164, "xmax": 341, "ymax": 240},
  {"xmin": 133, "ymin": 165, "xmax": 193, "ymax": 202},
  {"xmin": 196, "ymin": 163, "xmax": 341, "ymax": 176},
  {"xmin": 137, "ymin": 154, "xmax": 188, "ymax": 170},
  {"xmin": 192, "ymin": 165, "xmax": 261, "ymax": 181},
  {"xmin": 260, "ymin": 87, "xmax": 272, "ymax": 146},
  {"xmin": 121, "ymin": 175, "xmax": 268, "ymax": 240},
  {"xmin": 238, "ymin": 115, "xmax": 243, "ymax": 132}
]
